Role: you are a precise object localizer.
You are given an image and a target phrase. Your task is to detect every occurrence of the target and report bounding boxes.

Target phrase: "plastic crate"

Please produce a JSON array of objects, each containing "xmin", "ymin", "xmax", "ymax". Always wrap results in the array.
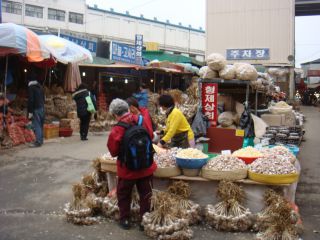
[
  {"xmin": 59, "ymin": 128, "xmax": 73, "ymax": 137},
  {"xmin": 44, "ymin": 124, "xmax": 59, "ymax": 139}
]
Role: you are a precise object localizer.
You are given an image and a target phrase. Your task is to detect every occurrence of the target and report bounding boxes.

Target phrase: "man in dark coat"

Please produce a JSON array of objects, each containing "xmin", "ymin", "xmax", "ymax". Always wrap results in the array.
[
  {"xmin": 27, "ymin": 69, "xmax": 45, "ymax": 147},
  {"xmin": 72, "ymin": 84, "xmax": 96, "ymax": 140}
]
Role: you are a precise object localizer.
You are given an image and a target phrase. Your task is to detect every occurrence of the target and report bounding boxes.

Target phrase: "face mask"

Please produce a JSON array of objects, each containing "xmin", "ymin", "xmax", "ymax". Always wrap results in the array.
[{"xmin": 159, "ymin": 107, "xmax": 166, "ymax": 115}]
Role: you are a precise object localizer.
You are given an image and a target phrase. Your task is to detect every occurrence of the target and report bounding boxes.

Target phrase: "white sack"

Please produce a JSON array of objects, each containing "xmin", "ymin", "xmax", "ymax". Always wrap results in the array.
[
  {"xmin": 219, "ymin": 65, "xmax": 236, "ymax": 80},
  {"xmin": 206, "ymin": 53, "xmax": 227, "ymax": 71}
]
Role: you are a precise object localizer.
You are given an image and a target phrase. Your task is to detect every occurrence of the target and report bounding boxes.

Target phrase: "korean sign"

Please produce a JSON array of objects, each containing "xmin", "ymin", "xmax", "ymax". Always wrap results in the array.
[
  {"xmin": 202, "ymin": 83, "xmax": 218, "ymax": 126},
  {"xmin": 135, "ymin": 34, "xmax": 143, "ymax": 65},
  {"xmin": 60, "ymin": 34, "xmax": 97, "ymax": 53},
  {"xmin": 111, "ymin": 42, "xmax": 136, "ymax": 64},
  {"xmin": 226, "ymin": 48, "xmax": 269, "ymax": 60}
]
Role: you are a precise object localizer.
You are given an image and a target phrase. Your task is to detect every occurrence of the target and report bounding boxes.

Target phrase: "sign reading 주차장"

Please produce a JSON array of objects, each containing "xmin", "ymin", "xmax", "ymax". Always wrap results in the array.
[
  {"xmin": 226, "ymin": 48, "xmax": 270, "ymax": 60},
  {"xmin": 135, "ymin": 34, "xmax": 143, "ymax": 65},
  {"xmin": 59, "ymin": 34, "xmax": 97, "ymax": 53},
  {"xmin": 111, "ymin": 42, "xmax": 136, "ymax": 64},
  {"xmin": 202, "ymin": 83, "xmax": 218, "ymax": 126}
]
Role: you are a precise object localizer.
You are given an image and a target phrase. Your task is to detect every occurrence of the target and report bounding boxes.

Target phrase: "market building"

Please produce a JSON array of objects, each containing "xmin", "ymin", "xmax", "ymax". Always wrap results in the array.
[
  {"xmin": 301, "ymin": 58, "xmax": 320, "ymax": 86},
  {"xmin": 206, "ymin": 0, "xmax": 296, "ymax": 98},
  {"xmin": 1, "ymin": 0, "xmax": 206, "ymax": 61}
]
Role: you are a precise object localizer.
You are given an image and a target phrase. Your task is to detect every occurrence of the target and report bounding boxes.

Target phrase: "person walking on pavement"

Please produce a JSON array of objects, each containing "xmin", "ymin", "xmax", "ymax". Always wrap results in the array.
[
  {"xmin": 107, "ymin": 98, "xmax": 156, "ymax": 231},
  {"xmin": 72, "ymin": 83, "xmax": 96, "ymax": 141},
  {"xmin": 133, "ymin": 83, "xmax": 148, "ymax": 108},
  {"xmin": 27, "ymin": 69, "xmax": 45, "ymax": 147}
]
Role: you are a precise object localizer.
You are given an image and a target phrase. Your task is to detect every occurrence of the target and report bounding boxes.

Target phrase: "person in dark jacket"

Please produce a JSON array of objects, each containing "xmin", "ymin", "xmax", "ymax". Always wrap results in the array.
[
  {"xmin": 27, "ymin": 69, "xmax": 45, "ymax": 147},
  {"xmin": 107, "ymin": 98, "xmax": 156, "ymax": 231},
  {"xmin": 72, "ymin": 83, "xmax": 96, "ymax": 141},
  {"xmin": 133, "ymin": 83, "xmax": 148, "ymax": 108}
]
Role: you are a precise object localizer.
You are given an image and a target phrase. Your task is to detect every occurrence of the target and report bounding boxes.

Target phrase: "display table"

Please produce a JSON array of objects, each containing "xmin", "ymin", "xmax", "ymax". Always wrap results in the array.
[{"xmin": 102, "ymin": 170, "xmax": 297, "ymax": 214}]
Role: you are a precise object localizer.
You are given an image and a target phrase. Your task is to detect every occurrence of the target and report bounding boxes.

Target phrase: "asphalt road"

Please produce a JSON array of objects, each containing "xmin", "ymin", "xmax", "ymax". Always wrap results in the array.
[{"xmin": 0, "ymin": 106, "xmax": 319, "ymax": 240}]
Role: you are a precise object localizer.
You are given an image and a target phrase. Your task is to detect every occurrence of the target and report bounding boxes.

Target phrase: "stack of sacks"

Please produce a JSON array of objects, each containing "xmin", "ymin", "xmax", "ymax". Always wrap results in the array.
[{"xmin": 60, "ymin": 111, "xmax": 80, "ymax": 132}]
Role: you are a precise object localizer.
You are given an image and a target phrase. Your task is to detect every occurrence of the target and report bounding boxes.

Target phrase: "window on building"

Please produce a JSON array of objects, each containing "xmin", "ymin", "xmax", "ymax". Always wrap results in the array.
[
  {"xmin": 25, "ymin": 4, "xmax": 43, "ymax": 18},
  {"xmin": 48, "ymin": 8, "xmax": 65, "ymax": 21},
  {"xmin": 69, "ymin": 12, "xmax": 83, "ymax": 24},
  {"xmin": 2, "ymin": 0, "xmax": 22, "ymax": 15}
]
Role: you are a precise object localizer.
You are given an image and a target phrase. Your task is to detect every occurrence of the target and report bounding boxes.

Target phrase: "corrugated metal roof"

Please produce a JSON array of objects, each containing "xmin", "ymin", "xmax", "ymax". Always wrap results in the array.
[
  {"xmin": 301, "ymin": 58, "xmax": 320, "ymax": 65},
  {"xmin": 143, "ymin": 51, "xmax": 204, "ymax": 67}
]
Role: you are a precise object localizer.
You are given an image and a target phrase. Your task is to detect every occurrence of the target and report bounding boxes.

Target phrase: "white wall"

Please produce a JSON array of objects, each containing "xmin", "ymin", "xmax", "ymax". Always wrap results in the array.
[
  {"xmin": 2, "ymin": 0, "xmax": 205, "ymax": 58},
  {"xmin": 206, "ymin": 0, "xmax": 295, "ymax": 65}
]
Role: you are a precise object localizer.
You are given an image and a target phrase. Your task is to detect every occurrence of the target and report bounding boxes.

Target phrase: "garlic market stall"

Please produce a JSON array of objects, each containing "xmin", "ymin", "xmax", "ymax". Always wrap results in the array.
[
  {"xmin": 68, "ymin": 145, "xmax": 302, "ymax": 239},
  {"xmin": 99, "ymin": 145, "xmax": 301, "ymax": 213},
  {"xmin": 199, "ymin": 53, "xmax": 304, "ymax": 153}
]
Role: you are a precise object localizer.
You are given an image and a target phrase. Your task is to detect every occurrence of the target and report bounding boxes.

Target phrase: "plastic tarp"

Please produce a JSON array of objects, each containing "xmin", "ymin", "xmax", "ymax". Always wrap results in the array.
[
  {"xmin": 0, "ymin": 23, "xmax": 49, "ymax": 62},
  {"xmin": 39, "ymin": 35, "xmax": 93, "ymax": 64},
  {"xmin": 64, "ymin": 63, "xmax": 81, "ymax": 92}
]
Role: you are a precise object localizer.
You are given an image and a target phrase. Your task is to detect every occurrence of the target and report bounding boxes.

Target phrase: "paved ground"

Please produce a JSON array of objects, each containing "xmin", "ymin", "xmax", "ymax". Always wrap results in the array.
[{"xmin": 0, "ymin": 106, "xmax": 319, "ymax": 240}]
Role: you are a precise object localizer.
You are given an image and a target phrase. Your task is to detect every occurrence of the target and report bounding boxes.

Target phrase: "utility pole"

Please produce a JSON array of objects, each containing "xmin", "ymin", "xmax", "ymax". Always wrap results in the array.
[{"xmin": 0, "ymin": 0, "xmax": 2, "ymax": 23}]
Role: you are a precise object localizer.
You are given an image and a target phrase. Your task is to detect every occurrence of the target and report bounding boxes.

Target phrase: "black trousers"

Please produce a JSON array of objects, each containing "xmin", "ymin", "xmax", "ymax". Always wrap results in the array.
[
  {"xmin": 79, "ymin": 113, "xmax": 91, "ymax": 139},
  {"xmin": 117, "ymin": 175, "xmax": 153, "ymax": 221}
]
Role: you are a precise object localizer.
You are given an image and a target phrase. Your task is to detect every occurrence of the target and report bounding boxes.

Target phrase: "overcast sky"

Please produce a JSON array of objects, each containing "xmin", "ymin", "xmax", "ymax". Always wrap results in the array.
[{"xmin": 87, "ymin": 0, "xmax": 320, "ymax": 67}]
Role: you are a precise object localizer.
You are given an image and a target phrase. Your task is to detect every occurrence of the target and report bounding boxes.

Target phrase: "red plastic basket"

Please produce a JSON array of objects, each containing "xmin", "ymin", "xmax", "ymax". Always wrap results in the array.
[
  {"xmin": 59, "ymin": 128, "xmax": 73, "ymax": 137},
  {"xmin": 238, "ymin": 156, "xmax": 258, "ymax": 165}
]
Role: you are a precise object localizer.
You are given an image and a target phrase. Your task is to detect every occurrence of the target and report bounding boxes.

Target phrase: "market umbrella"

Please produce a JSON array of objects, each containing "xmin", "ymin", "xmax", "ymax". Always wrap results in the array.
[
  {"xmin": 0, "ymin": 23, "xmax": 50, "ymax": 62},
  {"xmin": 39, "ymin": 35, "xmax": 93, "ymax": 64},
  {"xmin": 0, "ymin": 23, "xmax": 52, "ymax": 123}
]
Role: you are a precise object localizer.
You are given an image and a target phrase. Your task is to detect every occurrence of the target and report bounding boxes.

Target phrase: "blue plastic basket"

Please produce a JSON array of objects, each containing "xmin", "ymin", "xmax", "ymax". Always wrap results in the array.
[
  {"xmin": 269, "ymin": 144, "xmax": 300, "ymax": 156},
  {"xmin": 176, "ymin": 157, "xmax": 208, "ymax": 169},
  {"xmin": 286, "ymin": 145, "xmax": 300, "ymax": 156}
]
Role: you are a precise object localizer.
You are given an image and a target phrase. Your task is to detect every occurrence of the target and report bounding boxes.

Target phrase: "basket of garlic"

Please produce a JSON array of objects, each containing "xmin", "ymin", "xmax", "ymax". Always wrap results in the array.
[
  {"xmin": 99, "ymin": 153, "xmax": 117, "ymax": 173},
  {"xmin": 261, "ymin": 146, "xmax": 297, "ymax": 164},
  {"xmin": 248, "ymin": 156, "xmax": 299, "ymax": 184},
  {"xmin": 232, "ymin": 146, "xmax": 263, "ymax": 164},
  {"xmin": 176, "ymin": 148, "xmax": 209, "ymax": 177},
  {"xmin": 269, "ymin": 101, "xmax": 293, "ymax": 114},
  {"xmin": 154, "ymin": 148, "xmax": 182, "ymax": 178},
  {"xmin": 176, "ymin": 148, "xmax": 209, "ymax": 168},
  {"xmin": 201, "ymin": 155, "xmax": 248, "ymax": 180}
]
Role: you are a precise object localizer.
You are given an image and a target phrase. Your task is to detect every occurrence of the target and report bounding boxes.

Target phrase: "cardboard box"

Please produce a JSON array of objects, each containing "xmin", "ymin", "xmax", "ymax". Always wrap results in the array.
[
  {"xmin": 67, "ymin": 111, "xmax": 77, "ymax": 119},
  {"xmin": 261, "ymin": 114, "xmax": 286, "ymax": 126},
  {"xmin": 60, "ymin": 119, "xmax": 72, "ymax": 128},
  {"xmin": 69, "ymin": 119, "xmax": 80, "ymax": 132}
]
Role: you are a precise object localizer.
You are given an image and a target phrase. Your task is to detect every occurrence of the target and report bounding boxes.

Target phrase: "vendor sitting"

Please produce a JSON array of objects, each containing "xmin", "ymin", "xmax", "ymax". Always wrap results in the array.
[{"xmin": 157, "ymin": 94, "xmax": 195, "ymax": 148}]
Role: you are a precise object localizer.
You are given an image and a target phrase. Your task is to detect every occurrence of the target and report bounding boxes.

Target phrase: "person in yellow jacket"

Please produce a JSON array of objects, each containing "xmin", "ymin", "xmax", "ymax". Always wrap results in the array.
[{"xmin": 157, "ymin": 94, "xmax": 195, "ymax": 148}]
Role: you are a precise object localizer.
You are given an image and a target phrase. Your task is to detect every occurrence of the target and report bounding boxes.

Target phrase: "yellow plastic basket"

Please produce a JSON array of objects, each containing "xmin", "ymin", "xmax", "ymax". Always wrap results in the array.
[{"xmin": 248, "ymin": 170, "xmax": 299, "ymax": 184}]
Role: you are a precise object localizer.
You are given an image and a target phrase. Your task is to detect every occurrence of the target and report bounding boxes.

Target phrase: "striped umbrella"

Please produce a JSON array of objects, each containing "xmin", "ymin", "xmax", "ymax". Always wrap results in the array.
[{"xmin": 0, "ymin": 23, "xmax": 50, "ymax": 62}]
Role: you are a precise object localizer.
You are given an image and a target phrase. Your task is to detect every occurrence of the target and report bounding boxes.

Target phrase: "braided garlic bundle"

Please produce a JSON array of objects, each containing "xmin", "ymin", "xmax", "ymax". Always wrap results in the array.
[
  {"xmin": 101, "ymin": 195, "xmax": 119, "ymax": 220},
  {"xmin": 167, "ymin": 181, "xmax": 201, "ymax": 225},
  {"xmin": 142, "ymin": 190, "xmax": 193, "ymax": 240},
  {"xmin": 204, "ymin": 181, "xmax": 253, "ymax": 231}
]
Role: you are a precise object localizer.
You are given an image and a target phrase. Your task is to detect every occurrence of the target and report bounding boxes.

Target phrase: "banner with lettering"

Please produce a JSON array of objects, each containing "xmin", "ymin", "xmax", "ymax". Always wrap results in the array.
[{"xmin": 202, "ymin": 83, "xmax": 218, "ymax": 126}]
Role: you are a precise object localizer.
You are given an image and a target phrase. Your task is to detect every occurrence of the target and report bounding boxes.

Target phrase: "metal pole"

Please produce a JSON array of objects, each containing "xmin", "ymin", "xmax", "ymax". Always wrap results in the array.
[
  {"xmin": 3, "ymin": 56, "xmax": 8, "ymax": 127},
  {"xmin": 153, "ymin": 71, "xmax": 156, "ymax": 93},
  {"xmin": 245, "ymin": 83, "xmax": 249, "ymax": 106},
  {"xmin": 255, "ymin": 90, "xmax": 258, "ymax": 115}
]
